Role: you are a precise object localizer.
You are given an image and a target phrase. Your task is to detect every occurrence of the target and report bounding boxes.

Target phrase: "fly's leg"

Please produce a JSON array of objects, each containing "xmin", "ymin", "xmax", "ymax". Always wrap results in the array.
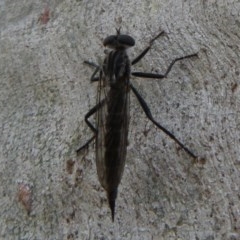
[
  {"xmin": 130, "ymin": 44, "xmax": 198, "ymax": 158},
  {"xmin": 84, "ymin": 61, "xmax": 100, "ymax": 82},
  {"xmin": 131, "ymin": 53, "xmax": 198, "ymax": 79},
  {"xmin": 131, "ymin": 30, "xmax": 198, "ymax": 78},
  {"xmin": 77, "ymin": 61, "xmax": 102, "ymax": 154},
  {"xmin": 76, "ymin": 100, "xmax": 105, "ymax": 154},
  {"xmin": 131, "ymin": 31, "xmax": 165, "ymax": 65},
  {"xmin": 130, "ymin": 83, "xmax": 197, "ymax": 159},
  {"xmin": 76, "ymin": 105, "xmax": 98, "ymax": 154}
]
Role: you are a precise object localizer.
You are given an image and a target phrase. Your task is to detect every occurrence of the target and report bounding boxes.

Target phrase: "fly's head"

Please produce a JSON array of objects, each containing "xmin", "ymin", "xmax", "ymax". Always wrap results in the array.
[{"xmin": 103, "ymin": 29, "xmax": 135, "ymax": 50}]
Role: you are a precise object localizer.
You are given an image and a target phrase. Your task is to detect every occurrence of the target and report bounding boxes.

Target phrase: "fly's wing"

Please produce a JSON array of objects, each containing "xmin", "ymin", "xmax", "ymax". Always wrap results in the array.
[
  {"xmin": 95, "ymin": 72, "xmax": 108, "ymax": 188},
  {"xmin": 95, "ymin": 71, "xmax": 130, "ymax": 192}
]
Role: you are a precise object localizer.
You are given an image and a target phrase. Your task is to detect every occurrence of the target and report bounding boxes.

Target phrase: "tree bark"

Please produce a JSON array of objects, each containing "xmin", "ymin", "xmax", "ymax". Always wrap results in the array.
[{"xmin": 1, "ymin": 0, "xmax": 239, "ymax": 239}]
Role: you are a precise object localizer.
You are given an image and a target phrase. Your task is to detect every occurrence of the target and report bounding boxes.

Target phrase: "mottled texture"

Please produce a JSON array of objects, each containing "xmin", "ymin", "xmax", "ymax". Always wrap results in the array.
[{"xmin": 0, "ymin": 0, "xmax": 240, "ymax": 239}]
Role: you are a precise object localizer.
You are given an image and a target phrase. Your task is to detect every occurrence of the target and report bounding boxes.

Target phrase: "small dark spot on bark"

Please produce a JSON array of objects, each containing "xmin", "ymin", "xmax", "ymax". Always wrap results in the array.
[
  {"xmin": 74, "ymin": 168, "xmax": 83, "ymax": 186},
  {"xmin": 231, "ymin": 82, "xmax": 238, "ymax": 93},
  {"xmin": 66, "ymin": 159, "xmax": 75, "ymax": 174},
  {"xmin": 38, "ymin": 7, "xmax": 51, "ymax": 25},
  {"xmin": 17, "ymin": 182, "xmax": 33, "ymax": 215}
]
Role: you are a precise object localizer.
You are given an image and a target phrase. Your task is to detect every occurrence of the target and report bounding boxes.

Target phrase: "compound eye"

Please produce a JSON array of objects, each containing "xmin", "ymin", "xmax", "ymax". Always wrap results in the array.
[
  {"xmin": 103, "ymin": 34, "xmax": 135, "ymax": 49},
  {"xmin": 118, "ymin": 35, "xmax": 135, "ymax": 47},
  {"xmin": 103, "ymin": 35, "xmax": 117, "ymax": 47}
]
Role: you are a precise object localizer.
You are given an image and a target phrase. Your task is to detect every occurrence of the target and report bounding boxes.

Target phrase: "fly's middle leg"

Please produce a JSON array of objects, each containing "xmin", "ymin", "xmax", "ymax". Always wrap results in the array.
[
  {"xmin": 131, "ymin": 53, "xmax": 198, "ymax": 79},
  {"xmin": 84, "ymin": 61, "xmax": 100, "ymax": 82},
  {"xmin": 131, "ymin": 30, "xmax": 198, "ymax": 79}
]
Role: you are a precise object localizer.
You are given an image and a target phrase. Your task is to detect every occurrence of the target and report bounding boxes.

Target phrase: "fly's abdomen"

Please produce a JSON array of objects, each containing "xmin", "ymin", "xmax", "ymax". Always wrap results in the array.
[{"xmin": 96, "ymin": 88, "xmax": 129, "ymax": 191}]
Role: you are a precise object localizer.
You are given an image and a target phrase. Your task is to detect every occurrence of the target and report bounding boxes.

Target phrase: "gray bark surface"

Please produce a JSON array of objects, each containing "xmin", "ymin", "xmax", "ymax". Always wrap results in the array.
[{"xmin": 1, "ymin": 0, "xmax": 240, "ymax": 239}]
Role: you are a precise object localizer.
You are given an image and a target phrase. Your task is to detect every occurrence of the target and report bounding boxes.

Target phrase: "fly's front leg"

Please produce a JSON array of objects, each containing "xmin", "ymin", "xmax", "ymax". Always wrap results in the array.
[
  {"xmin": 131, "ymin": 31, "xmax": 165, "ymax": 65},
  {"xmin": 130, "ymin": 83, "xmax": 198, "ymax": 160},
  {"xmin": 76, "ymin": 100, "xmax": 105, "ymax": 154}
]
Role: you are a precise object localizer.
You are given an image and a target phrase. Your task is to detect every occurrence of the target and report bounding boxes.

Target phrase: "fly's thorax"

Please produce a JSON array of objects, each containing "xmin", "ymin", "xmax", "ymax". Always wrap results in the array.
[{"xmin": 102, "ymin": 50, "xmax": 131, "ymax": 86}]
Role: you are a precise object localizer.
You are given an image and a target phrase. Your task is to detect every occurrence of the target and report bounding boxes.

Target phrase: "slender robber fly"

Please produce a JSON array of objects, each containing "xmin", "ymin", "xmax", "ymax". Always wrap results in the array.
[{"xmin": 77, "ymin": 29, "xmax": 199, "ymax": 221}]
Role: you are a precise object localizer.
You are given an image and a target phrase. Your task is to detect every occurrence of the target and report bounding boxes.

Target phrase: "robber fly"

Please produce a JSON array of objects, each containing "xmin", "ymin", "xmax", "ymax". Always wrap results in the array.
[{"xmin": 77, "ymin": 29, "xmax": 199, "ymax": 221}]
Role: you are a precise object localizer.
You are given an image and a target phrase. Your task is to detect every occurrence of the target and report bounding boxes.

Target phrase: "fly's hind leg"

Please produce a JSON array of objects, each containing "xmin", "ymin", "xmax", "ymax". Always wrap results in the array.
[
  {"xmin": 77, "ymin": 61, "xmax": 102, "ymax": 154},
  {"xmin": 76, "ymin": 100, "xmax": 105, "ymax": 154},
  {"xmin": 130, "ymin": 83, "xmax": 198, "ymax": 160}
]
